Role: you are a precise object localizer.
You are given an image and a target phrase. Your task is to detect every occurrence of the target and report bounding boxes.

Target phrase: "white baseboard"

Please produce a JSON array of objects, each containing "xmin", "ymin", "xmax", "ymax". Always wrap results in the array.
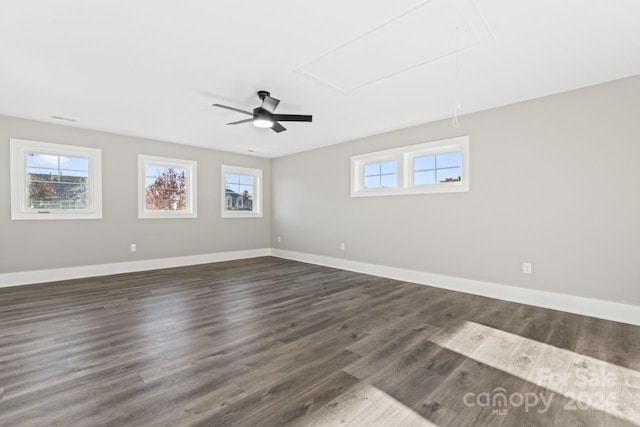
[
  {"xmin": 270, "ymin": 249, "xmax": 640, "ymax": 326},
  {"xmin": 3, "ymin": 247, "xmax": 638, "ymax": 326},
  {"xmin": 0, "ymin": 248, "xmax": 271, "ymax": 288}
]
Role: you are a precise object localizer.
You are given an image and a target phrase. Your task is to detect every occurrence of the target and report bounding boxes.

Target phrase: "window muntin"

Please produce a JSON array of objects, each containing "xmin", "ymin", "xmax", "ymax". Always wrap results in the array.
[
  {"xmin": 10, "ymin": 139, "xmax": 102, "ymax": 220},
  {"xmin": 363, "ymin": 160, "xmax": 398, "ymax": 189},
  {"xmin": 138, "ymin": 155, "xmax": 197, "ymax": 218},
  {"xmin": 350, "ymin": 135, "xmax": 469, "ymax": 197},
  {"xmin": 221, "ymin": 165, "xmax": 263, "ymax": 218}
]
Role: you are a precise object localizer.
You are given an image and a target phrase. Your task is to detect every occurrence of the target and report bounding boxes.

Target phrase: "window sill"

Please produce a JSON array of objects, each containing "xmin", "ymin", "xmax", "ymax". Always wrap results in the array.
[
  {"xmin": 138, "ymin": 211, "xmax": 197, "ymax": 219},
  {"xmin": 221, "ymin": 211, "xmax": 263, "ymax": 219},
  {"xmin": 351, "ymin": 182, "xmax": 469, "ymax": 197},
  {"xmin": 11, "ymin": 211, "xmax": 103, "ymax": 220}
]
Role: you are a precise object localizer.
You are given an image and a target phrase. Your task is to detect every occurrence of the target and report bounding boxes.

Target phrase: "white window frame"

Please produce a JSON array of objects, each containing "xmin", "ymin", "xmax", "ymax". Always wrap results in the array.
[
  {"xmin": 138, "ymin": 154, "xmax": 197, "ymax": 219},
  {"xmin": 10, "ymin": 138, "xmax": 103, "ymax": 220},
  {"xmin": 221, "ymin": 165, "xmax": 263, "ymax": 218},
  {"xmin": 351, "ymin": 135, "xmax": 469, "ymax": 197}
]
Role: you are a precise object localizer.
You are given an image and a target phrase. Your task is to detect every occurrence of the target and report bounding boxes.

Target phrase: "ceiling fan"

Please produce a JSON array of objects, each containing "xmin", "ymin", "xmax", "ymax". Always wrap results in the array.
[{"xmin": 213, "ymin": 91, "xmax": 312, "ymax": 133}]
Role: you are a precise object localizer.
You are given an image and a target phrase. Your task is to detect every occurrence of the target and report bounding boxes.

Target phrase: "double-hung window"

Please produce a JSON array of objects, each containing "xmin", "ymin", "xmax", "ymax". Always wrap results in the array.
[
  {"xmin": 138, "ymin": 155, "xmax": 197, "ymax": 219},
  {"xmin": 10, "ymin": 139, "xmax": 103, "ymax": 220},
  {"xmin": 221, "ymin": 165, "xmax": 263, "ymax": 218}
]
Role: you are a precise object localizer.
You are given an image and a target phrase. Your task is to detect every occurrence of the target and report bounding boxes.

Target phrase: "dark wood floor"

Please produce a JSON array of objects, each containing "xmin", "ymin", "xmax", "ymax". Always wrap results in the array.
[{"xmin": 0, "ymin": 257, "xmax": 638, "ymax": 426}]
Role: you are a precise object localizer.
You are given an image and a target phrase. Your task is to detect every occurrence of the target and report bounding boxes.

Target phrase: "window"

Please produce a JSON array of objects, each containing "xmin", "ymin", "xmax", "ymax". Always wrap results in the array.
[
  {"xmin": 351, "ymin": 135, "xmax": 469, "ymax": 197},
  {"xmin": 138, "ymin": 155, "xmax": 197, "ymax": 219},
  {"xmin": 10, "ymin": 139, "xmax": 102, "ymax": 220},
  {"xmin": 221, "ymin": 165, "xmax": 263, "ymax": 218}
]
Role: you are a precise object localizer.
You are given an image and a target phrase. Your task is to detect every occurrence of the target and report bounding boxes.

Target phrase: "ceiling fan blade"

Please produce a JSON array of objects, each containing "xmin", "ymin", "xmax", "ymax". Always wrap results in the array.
[
  {"xmin": 212, "ymin": 104, "xmax": 253, "ymax": 116},
  {"xmin": 227, "ymin": 118, "xmax": 253, "ymax": 125},
  {"xmin": 261, "ymin": 96, "xmax": 280, "ymax": 113},
  {"xmin": 272, "ymin": 122, "xmax": 287, "ymax": 133},
  {"xmin": 273, "ymin": 114, "xmax": 312, "ymax": 122}
]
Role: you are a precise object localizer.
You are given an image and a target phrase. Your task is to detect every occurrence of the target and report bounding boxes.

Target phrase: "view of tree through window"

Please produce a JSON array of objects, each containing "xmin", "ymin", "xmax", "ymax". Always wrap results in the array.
[
  {"xmin": 26, "ymin": 153, "xmax": 89, "ymax": 210},
  {"xmin": 145, "ymin": 166, "xmax": 187, "ymax": 210},
  {"xmin": 224, "ymin": 173, "xmax": 254, "ymax": 211}
]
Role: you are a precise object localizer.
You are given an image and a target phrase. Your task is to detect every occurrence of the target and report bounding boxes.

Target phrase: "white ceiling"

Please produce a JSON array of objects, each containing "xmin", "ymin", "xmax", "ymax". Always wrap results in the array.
[{"xmin": 1, "ymin": 1, "xmax": 639, "ymax": 158}]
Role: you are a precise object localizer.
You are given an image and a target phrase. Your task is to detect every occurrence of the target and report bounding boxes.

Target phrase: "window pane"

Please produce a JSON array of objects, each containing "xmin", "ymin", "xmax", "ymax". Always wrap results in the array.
[
  {"xmin": 27, "ymin": 157, "xmax": 89, "ymax": 182},
  {"xmin": 414, "ymin": 155, "xmax": 435, "ymax": 171},
  {"xmin": 225, "ymin": 173, "xmax": 240, "ymax": 185},
  {"xmin": 28, "ymin": 182, "xmax": 89, "ymax": 210},
  {"xmin": 380, "ymin": 161, "xmax": 397, "ymax": 174},
  {"xmin": 437, "ymin": 167, "xmax": 462, "ymax": 183},
  {"xmin": 145, "ymin": 166, "xmax": 187, "ymax": 211},
  {"xmin": 414, "ymin": 170, "xmax": 436, "ymax": 185},
  {"xmin": 239, "ymin": 174, "xmax": 254, "ymax": 185},
  {"xmin": 380, "ymin": 174, "xmax": 397, "ymax": 188},
  {"xmin": 225, "ymin": 185, "xmax": 254, "ymax": 211},
  {"xmin": 26, "ymin": 153, "xmax": 59, "ymax": 169},
  {"xmin": 436, "ymin": 151, "xmax": 462, "ymax": 169},
  {"xmin": 364, "ymin": 163, "xmax": 380, "ymax": 176},
  {"xmin": 364, "ymin": 175, "xmax": 380, "ymax": 189},
  {"xmin": 59, "ymin": 156, "xmax": 89, "ymax": 171}
]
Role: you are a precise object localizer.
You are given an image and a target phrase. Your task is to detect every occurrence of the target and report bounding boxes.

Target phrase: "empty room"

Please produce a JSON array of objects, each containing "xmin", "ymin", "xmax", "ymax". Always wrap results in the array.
[{"xmin": 1, "ymin": 1, "xmax": 639, "ymax": 426}]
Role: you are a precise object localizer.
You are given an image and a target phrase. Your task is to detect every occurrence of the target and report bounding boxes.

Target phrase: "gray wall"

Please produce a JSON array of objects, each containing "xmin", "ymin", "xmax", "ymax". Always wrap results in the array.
[
  {"xmin": 1, "ymin": 116, "xmax": 271, "ymax": 273},
  {"xmin": 271, "ymin": 75, "xmax": 640, "ymax": 305}
]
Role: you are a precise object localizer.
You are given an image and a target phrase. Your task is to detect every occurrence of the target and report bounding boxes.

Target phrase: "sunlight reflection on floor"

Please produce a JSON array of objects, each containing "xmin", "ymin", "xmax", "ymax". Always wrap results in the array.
[
  {"xmin": 429, "ymin": 321, "xmax": 640, "ymax": 425},
  {"xmin": 299, "ymin": 381, "xmax": 439, "ymax": 426}
]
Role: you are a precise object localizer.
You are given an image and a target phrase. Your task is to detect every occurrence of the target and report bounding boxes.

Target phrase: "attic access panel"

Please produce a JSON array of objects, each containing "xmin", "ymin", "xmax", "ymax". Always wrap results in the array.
[{"xmin": 296, "ymin": 0, "xmax": 494, "ymax": 93}]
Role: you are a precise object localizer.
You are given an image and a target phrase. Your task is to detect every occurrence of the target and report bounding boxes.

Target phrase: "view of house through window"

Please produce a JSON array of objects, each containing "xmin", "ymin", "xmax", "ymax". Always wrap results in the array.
[
  {"xmin": 145, "ymin": 165, "xmax": 187, "ymax": 211},
  {"xmin": 221, "ymin": 165, "xmax": 262, "ymax": 218},
  {"xmin": 224, "ymin": 173, "xmax": 254, "ymax": 211},
  {"xmin": 26, "ymin": 152, "xmax": 90, "ymax": 210}
]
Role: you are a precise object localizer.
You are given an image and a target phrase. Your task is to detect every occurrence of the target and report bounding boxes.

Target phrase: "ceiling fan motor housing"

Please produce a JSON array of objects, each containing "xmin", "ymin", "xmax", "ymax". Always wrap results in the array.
[{"xmin": 253, "ymin": 107, "xmax": 272, "ymax": 120}]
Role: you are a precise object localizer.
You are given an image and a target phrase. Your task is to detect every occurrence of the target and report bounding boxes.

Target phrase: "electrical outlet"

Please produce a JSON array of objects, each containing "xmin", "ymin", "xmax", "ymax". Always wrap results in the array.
[
  {"xmin": 523, "ymin": 262, "xmax": 532, "ymax": 274},
  {"xmin": 340, "ymin": 242, "xmax": 346, "ymax": 251},
  {"xmin": 277, "ymin": 236, "xmax": 282, "ymax": 243},
  {"xmin": 130, "ymin": 244, "xmax": 137, "ymax": 252}
]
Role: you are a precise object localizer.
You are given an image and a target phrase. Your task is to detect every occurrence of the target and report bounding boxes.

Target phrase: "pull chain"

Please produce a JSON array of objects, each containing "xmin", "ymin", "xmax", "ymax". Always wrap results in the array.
[{"xmin": 452, "ymin": 25, "xmax": 460, "ymax": 128}]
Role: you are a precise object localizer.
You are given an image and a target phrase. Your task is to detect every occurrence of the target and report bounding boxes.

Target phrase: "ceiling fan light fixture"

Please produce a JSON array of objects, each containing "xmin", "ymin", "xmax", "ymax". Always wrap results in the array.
[
  {"xmin": 214, "ymin": 91, "xmax": 312, "ymax": 133},
  {"xmin": 253, "ymin": 117, "xmax": 274, "ymax": 128}
]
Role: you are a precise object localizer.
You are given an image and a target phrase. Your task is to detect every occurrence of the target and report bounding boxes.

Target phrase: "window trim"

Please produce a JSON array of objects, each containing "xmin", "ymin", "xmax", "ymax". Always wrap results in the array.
[
  {"xmin": 138, "ymin": 154, "xmax": 197, "ymax": 219},
  {"xmin": 351, "ymin": 135, "xmax": 470, "ymax": 197},
  {"xmin": 10, "ymin": 138, "xmax": 103, "ymax": 220},
  {"xmin": 221, "ymin": 165, "xmax": 263, "ymax": 218}
]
